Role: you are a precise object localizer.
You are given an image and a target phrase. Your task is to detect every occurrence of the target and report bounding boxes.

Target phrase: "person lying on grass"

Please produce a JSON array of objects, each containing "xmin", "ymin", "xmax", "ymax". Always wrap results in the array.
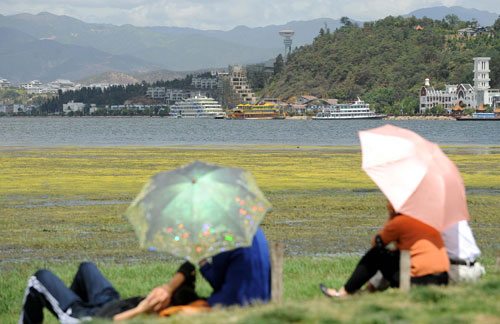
[
  {"xmin": 319, "ymin": 201, "xmax": 449, "ymax": 298},
  {"xmin": 114, "ymin": 227, "xmax": 271, "ymax": 321},
  {"xmin": 19, "ymin": 261, "xmax": 125, "ymax": 324},
  {"xmin": 19, "ymin": 227, "xmax": 271, "ymax": 323}
]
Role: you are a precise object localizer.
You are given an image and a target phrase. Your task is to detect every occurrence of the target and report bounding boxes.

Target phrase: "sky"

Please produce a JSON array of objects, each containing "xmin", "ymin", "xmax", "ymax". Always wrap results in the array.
[{"xmin": 1, "ymin": 0, "xmax": 499, "ymax": 30}]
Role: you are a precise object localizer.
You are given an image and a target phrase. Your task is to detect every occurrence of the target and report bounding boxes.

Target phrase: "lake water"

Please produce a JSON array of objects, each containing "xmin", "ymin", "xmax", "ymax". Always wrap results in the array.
[{"xmin": 0, "ymin": 117, "xmax": 499, "ymax": 146}]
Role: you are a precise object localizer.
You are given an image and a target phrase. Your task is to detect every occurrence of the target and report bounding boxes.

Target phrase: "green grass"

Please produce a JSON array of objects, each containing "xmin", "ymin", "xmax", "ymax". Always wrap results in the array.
[
  {"xmin": 1, "ymin": 145, "xmax": 499, "ymax": 323},
  {"xmin": 2, "ymin": 258, "xmax": 499, "ymax": 324}
]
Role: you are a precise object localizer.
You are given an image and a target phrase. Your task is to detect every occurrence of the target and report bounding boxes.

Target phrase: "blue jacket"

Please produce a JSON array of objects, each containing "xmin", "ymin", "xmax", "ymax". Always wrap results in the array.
[{"xmin": 200, "ymin": 228, "xmax": 271, "ymax": 307}]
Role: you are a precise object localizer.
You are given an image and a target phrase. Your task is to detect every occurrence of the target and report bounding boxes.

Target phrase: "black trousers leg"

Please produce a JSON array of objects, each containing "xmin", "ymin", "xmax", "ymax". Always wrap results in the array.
[
  {"xmin": 69, "ymin": 262, "xmax": 120, "ymax": 316},
  {"xmin": 19, "ymin": 269, "xmax": 82, "ymax": 324},
  {"xmin": 344, "ymin": 247, "xmax": 400, "ymax": 293},
  {"xmin": 411, "ymin": 272, "xmax": 449, "ymax": 286},
  {"xmin": 70, "ymin": 262, "xmax": 120, "ymax": 306}
]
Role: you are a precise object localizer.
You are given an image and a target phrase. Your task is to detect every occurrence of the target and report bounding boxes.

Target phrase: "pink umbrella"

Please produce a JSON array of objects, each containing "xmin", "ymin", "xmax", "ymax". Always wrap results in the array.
[{"xmin": 358, "ymin": 124, "xmax": 469, "ymax": 231}]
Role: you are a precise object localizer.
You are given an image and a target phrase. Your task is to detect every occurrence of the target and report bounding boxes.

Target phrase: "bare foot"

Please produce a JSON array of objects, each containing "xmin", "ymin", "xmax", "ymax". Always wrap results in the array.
[
  {"xmin": 328, "ymin": 287, "xmax": 348, "ymax": 297},
  {"xmin": 319, "ymin": 283, "xmax": 348, "ymax": 298}
]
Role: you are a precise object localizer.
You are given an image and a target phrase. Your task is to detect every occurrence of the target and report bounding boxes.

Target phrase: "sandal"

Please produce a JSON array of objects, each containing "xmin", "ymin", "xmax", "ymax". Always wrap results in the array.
[{"xmin": 319, "ymin": 283, "xmax": 340, "ymax": 298}]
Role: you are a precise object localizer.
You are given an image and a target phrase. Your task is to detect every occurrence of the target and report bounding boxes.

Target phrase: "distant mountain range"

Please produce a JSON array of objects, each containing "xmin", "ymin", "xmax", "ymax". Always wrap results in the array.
[
  {"xmin": 0, "ymin": 12, "xmax": 343, "ymax": 83},
  {"xmin": 0, "ymin": 6, "xmax": 498, "ymax": 84},
  {"xmin": 0, "ymin": 27, "xmax": 158, "ymax": 84}
]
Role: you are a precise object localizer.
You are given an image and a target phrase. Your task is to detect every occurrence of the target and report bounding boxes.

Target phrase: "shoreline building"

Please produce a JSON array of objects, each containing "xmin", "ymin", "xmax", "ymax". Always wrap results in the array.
[
  {"xmin": 0, "ymin": 78, "xmax": 12, "ymax": 88},
  {"xmin": 419, "ymin": 57, "xmax": 500, "ymax": 113},
  {"xmin": 229, "ymin": 66, "xmax": 257, "ymax": 104}
]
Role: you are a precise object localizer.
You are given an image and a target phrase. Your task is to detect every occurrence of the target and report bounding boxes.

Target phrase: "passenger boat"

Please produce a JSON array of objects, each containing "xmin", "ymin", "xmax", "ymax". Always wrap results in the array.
[
  {"xmin": 229, "ymin": 103, "xmax": 285, "ymax": 119},
  {"xmin": 456, "ymin": 113, "xmax": 500, "ymax": 121},
  {"xmin": 312, "ymin": 98, "xmax": 386, "ymax": 120},
  {"xmin": 170, "ymin": 96, "xmax": 226, "ymax": 118}
]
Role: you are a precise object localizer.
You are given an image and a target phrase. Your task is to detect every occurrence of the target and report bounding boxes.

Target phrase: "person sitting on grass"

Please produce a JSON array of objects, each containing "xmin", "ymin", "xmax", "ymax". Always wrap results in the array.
[
  {"xmin": 368, "ymin": 219, "xmax": 486, "ymax": 291},
  {"xmin": 114, "ymin": 226, "xmax": 271, "ymax": 321},
  {"xmin": 319, "ymin": 200, "xmax": 449, "ymax": 298},
  {"xmin": 441, "ymin": 220, "xmax": 485, "ymax": 284}
]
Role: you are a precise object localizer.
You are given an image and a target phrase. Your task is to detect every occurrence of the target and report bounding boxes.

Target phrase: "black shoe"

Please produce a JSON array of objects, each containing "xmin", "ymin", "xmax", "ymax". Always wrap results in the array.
[{"xmin": 319, "ymin": 283, "xmax": 337, "ymax": 298}]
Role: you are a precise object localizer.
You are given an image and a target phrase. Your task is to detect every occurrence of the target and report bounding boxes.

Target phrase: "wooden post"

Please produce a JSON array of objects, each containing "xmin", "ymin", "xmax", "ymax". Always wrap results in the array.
[
  {"xmin": 270, "ymin": 242, "xmax": 284, "ymax": 303},
  {"xmin": 399, "ymin": 250, "xmax": 411, "ymax": 292},
  {"xmin": 496, "ymin": 250, "xmax": 500, "ymax": 273}
]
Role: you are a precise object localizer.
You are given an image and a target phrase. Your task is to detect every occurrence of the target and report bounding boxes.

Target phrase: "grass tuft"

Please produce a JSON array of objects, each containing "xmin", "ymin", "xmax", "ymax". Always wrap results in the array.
[{"xmin": 410, "ymin": 287, "xmax": 447, "ymax": 303}]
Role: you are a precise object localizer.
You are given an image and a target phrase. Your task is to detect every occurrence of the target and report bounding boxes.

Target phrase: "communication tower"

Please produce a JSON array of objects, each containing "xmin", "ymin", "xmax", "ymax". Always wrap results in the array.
[{"xmin": 279, "ymin": 29, "xmax": 295, "ymax": 57}]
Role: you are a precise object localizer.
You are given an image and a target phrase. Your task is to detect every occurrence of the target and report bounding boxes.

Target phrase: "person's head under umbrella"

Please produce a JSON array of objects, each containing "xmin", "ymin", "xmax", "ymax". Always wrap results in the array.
[{"xmin": 121, "ymin": 161, "xmax": 272, "ymax": 318}]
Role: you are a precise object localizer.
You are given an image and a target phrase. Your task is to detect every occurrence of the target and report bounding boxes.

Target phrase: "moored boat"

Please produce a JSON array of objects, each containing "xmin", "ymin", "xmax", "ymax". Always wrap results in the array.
[
  {"xmin": 170, "ymin": 96, "xmax": 226, "ymax": 119},
  {"xmin": 312, "ymin": 98, "xmax": 386, "ymax": 120},
  {"xmin": 229, "ymin": 103, "xmax": 285, "ymax": 119},
  {"xmin": 456, "ymin": 112, "xmax": 500, "ymax": 120}
]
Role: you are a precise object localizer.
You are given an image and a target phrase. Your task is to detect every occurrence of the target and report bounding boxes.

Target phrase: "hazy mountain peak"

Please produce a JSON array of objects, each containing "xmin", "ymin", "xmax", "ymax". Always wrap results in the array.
[{"xmin": 404, "ymin": 6, "xmax": 499, "ymax": 26}]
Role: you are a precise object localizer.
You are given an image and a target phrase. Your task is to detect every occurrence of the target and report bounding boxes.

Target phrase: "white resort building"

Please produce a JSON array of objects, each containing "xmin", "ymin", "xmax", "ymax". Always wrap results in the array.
[
  {"xmin": 0, "ymin": 78, "xmax": 12, "ymax": 88},
  {"xmin": 63, "ymin": 101, "xmax": 86, "ymax": 113},
  {"xmin": 419, "ymin": 57, "xmax": 500, "ymax": 113},
  {"xmin": 191, "ymin": 76, "xmax": 219, "ymax": 89},
  {"xmin": 229, "ymin": 66, "xmax": 257, "ymax": 104}
]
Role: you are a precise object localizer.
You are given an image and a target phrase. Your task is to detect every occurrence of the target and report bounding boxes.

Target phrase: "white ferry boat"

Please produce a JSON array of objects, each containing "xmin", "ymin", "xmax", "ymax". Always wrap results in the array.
[
  {"xmin": 312, "ymin": 98, "xmax": 386, "ymax": 120},
  {"xmin": 170, "ymin": 96, "xmax": 226, "ymax": 118}
]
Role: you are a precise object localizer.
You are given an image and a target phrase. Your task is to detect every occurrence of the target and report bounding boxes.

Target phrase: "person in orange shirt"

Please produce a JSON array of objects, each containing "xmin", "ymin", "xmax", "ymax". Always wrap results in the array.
[{"xmin": 319, "ymin": 201, "xmax": 449, "ymax": 298}]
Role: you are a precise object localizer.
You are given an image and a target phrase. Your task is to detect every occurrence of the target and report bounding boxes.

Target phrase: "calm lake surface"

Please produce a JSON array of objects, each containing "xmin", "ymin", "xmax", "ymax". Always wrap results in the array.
[{"xmin": 0, "ymin": 117, "xmax": 499, "ymax": 146}]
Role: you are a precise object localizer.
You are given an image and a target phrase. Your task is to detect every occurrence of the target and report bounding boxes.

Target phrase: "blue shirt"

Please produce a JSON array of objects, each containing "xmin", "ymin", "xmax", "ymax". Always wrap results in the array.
[{"xmin": 200, "ymin": 228, "xmax": 271, "ymax": 307}]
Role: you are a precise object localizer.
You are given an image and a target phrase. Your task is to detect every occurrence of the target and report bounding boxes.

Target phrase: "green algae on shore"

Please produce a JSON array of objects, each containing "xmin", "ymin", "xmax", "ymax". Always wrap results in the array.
[{"xmin": 1, "ymin": 145, "xmax": 499, "ymax": 262}]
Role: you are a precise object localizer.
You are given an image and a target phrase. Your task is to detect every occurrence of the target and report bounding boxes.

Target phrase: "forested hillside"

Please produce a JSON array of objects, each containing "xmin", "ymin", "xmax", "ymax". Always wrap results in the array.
[{"xmin": 262, "ymin": 15, "xmax": 500, "ymax": 113}]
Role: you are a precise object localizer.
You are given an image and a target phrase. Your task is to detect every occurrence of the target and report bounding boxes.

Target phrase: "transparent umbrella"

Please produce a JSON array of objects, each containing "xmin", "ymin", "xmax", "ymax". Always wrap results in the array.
[{"xmin": 126, "ymin": 161, "xmax": 271, "ymax": 263}]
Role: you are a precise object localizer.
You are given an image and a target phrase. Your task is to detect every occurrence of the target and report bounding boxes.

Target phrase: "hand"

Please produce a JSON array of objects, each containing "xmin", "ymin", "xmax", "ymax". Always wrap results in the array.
[{"xmin": 145, "ymin": 285, "xmax": 172, "ymax": 312}]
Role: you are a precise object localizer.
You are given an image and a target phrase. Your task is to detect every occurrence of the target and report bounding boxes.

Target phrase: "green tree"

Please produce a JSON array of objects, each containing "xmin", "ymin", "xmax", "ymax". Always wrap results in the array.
[
  {"xmin": 400, "ymin": 96, "xmax": 418, "ymax": 115},
  {"xmin": 364, "ymin": 88, "xmax": 396, "ymax": 113},
  {"xmin": 464, "ymin": 108, "xmax": 475, "ymax": 115},
  {"xmin": 444, "ymin": 14, "xmax": 460, "ymax": 27},
  {"xmin": 274, "ymin": 54, "xmax": 284, "ymax": 75},
  {"xmin": 493, "ymin": 15, "xmax": 500, "ymax": 37},
  {"xmin": 340, "ymin": 17, "xmax": 352, "ymax": 27},
  {"xmin": 430, "ymin": 104, "xmax": 447, "ymax": 115}
]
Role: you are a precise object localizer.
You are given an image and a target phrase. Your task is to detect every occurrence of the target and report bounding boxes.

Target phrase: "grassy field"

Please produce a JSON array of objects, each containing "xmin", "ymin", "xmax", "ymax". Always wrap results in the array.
[{"xmin": 1, "ymin": 145, "xmax": 499, "ymax": 323}]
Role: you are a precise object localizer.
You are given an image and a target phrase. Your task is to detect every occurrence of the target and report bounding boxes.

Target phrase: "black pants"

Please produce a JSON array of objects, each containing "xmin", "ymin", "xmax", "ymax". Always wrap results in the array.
[
  {"xmin": 19, "ymin": 262, "xmax": 120, "ymax": 324},
  {"xmin": 94, "ymin": 261, "xmax": 201, "ymax": 319},
  {"xmin": 344, "ymin": 247, "xmax": 448, "ymax": 293}
]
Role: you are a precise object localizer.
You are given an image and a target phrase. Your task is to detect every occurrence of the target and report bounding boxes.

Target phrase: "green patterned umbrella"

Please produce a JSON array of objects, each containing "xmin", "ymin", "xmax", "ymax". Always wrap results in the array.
[{"xmin": 126, "ymin": 161, "xmax": 271, "ymax": 263}]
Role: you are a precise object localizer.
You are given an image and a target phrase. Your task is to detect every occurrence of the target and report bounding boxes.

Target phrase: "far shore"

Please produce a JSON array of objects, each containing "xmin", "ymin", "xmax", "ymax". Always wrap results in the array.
[
  {"xmin": 0, "ymin": 115, "xmax": 458, "ymax": 120},
  {"xmin": 384, "ymin": 115, "xmax": 455, "ymax": 120}
]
